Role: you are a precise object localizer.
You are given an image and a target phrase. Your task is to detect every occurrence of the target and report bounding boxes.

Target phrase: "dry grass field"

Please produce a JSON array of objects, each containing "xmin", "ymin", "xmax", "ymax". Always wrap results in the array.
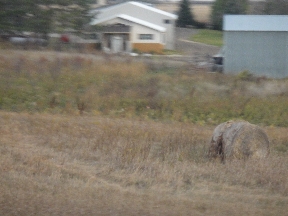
[
  {"xmin": 1, "ymin": 111, "xmax": 288, "ymax": 216},
  {"xmin": 0, "ymin": 50, "xmax": 288, "ymax": 215}
]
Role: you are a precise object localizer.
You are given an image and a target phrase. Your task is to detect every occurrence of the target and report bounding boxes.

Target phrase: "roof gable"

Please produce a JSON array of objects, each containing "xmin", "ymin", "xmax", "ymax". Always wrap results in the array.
[
  {"xmin": 96, "ymin": 1, "xmax": 178, "ymax": 19},
  {"xmin": 92, "ymin": 1, "xmax": 177, "ymax": 20},
  {"xmin": 224, "ymin": 15, "xmax": 288, "ymax": 32},
  {"xmin": 90, "ymin": 14, "xmax": 166, "ymax": 32},
  {"xmin": 128, "ymin": 1, "xmax": 177, "ymax": 19}
]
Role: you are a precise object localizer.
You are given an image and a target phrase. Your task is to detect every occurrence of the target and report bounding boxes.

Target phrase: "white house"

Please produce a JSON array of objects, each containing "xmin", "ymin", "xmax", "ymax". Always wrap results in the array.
[{"xmin": 90, "ymin": 1, "xmax": 177, "ymax": 53}]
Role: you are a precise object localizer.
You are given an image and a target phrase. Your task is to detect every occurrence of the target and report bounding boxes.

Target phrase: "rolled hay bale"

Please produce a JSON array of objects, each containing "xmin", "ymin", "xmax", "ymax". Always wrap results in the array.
[{"xmin": 208, "ymin": 120, "xmax": 270, "ymax": 162}]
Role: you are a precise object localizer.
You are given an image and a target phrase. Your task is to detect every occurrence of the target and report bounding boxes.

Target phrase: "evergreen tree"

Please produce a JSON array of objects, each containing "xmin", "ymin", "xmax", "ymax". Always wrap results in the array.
[
  {"xmin": 176, "ymin": 0, "xmax": 194, "ymax": 28},
  {"xmin": 48, "ymin": 0, "xmax": 94, "ymax": 33},
  {"xmin": 0, "ymin": 0, "xmax": 35, "ymax": 32},
  {"xmin": 211, "ymin": 0, "xmax": 248, "ymax": 30},
  {"xmin": 210, "ymin": 0, "xmax": 225, "ymax": 30},
  {"xmin": 0, "ymin": 0, "xmax": 94, "ymax": 34}
]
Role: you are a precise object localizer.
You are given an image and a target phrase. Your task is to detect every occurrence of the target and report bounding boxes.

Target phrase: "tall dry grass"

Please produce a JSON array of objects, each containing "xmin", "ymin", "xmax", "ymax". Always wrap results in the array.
[
  {"xmin": 1, "ymin": 50, "xmax": 288, "ymax": 127},
  {"xmin": 1, "ymin": 111, "xmax": 288, "ymax": 215},
  {"xmin": 1, "ymin": 50, "xmax": 288, "ymax": 214}
]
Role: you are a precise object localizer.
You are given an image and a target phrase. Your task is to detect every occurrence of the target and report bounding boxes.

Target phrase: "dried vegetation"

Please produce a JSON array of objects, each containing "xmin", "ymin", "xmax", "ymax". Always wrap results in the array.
[
  {"xmin": 1, "ymin": 50, "xmax": 288, "ymax": 126},
  {"xmin": 0, "ymin": 50, "xmax": 288, "ymax": 215},
  {"xmin": 1, "ymin": 112, "xmax": 288, "ymax": 215}
]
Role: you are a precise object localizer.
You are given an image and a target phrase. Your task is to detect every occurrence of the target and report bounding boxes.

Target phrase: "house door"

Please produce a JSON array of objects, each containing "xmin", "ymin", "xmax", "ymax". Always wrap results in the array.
[{"xmin": 111, "ymin": 36, "xmax": 124, "ymax": 53}]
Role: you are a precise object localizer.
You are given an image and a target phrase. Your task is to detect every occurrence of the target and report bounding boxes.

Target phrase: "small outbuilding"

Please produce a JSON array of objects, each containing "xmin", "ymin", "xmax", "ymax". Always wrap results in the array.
[{"xmin": 223, "ymin": 15, "xmax": 288, "ymax": 78}]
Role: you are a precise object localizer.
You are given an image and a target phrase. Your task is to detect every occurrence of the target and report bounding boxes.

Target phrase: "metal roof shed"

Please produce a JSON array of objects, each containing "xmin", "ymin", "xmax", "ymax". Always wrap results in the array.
[{"xmin": 223, "ymin": 15, "xmax": 288, "ymax": 78}]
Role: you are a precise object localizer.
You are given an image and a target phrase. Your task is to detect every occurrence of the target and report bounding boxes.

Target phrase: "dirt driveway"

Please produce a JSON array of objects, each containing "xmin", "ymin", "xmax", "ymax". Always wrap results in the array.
[{"xmin": 175, "ymin": 27, "xmax": 220, "ymax": 61}]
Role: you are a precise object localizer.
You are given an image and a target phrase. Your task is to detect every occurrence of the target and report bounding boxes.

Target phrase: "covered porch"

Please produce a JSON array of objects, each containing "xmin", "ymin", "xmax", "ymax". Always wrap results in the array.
[{"xmin": 101, "ymin": 24, "xmax": 132, "ymax": 53}]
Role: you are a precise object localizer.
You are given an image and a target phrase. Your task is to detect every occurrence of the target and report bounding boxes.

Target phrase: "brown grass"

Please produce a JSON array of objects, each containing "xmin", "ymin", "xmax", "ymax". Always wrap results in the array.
[{"xmin": 1, "ymin": 111, "xmax": 288, "ymax": 215}]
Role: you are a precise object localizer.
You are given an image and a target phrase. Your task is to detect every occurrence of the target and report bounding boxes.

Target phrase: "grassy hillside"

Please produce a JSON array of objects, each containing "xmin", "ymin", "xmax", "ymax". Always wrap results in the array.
[{"xmin": 1, "ymin": 50, "xmax": 288, "ymax": 127}]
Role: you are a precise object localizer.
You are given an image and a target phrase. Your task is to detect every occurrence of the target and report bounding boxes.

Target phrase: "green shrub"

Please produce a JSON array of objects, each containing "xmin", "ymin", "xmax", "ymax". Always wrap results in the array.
[{"xmin": 237, "ymin": 70, "xmax": 253, "ymax": 81}]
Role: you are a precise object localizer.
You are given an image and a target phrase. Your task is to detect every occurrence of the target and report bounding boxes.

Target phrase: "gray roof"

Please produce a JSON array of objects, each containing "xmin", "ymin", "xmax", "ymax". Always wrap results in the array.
[
  {"xmin": 224, "ymin": 15, "xmax": 288, "ymax": 32},
  {"xmin": 95, "ymin": 1, "xmax": 177, "ymax": 19},
  {"xmin": 90, "ymin": 14, "xmax": 166, "ymax": 32}
]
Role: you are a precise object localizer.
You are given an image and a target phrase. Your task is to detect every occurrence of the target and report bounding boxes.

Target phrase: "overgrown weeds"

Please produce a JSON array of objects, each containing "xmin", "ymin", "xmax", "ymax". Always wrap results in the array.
[
  {"xmin": 1, "ymin": 51, "xmax": 288, "ymax": 215},
  {"xmin": 1, "ymin": 50, "xmax": 288, "ymax": 127}
]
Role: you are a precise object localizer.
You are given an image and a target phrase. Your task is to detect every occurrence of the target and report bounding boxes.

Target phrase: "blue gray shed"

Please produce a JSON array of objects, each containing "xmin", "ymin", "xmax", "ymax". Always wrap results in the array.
[{"xmin": 223, "ymin": 15, "xmax": 288, "ymax": 79}]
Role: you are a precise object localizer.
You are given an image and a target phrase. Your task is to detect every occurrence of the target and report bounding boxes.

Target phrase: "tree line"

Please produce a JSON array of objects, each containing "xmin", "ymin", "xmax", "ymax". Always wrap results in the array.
[
  {"xmin": 177, "ymin": 0, "xmax": 288, "ymax": 30},
  {"xmin": 0, "ymin": 0, "xmax": 94, "ymax": 35},
  {"xmin": 1, "ymin": 0, "xmax": 288, "ymax": 36}
]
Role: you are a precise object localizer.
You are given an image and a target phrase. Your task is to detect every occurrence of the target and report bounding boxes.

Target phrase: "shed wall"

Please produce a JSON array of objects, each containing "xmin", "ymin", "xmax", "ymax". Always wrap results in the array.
[{"xmin": 224, "ymin": 31, "xmax": 288, "ymax": 78}]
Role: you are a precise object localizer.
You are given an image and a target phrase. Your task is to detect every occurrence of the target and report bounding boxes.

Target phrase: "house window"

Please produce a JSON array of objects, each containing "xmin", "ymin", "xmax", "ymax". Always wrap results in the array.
[
  {"xmin": 164, "ymin": 19, "xmax": 170, "ymax": 24},
  {"xmin": 139, "ymin": 34, "xmax": 153, "ymax": 40}
]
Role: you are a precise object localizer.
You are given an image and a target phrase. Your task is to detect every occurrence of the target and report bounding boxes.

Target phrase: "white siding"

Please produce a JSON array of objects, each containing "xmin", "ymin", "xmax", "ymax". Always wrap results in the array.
[
  {"xmin": 92, "ymin": 1, "xmax": 177, "ymax": 49},
  {"xmin": 132, "ymin": 25, "xmax": 162, "ymax": 44}
]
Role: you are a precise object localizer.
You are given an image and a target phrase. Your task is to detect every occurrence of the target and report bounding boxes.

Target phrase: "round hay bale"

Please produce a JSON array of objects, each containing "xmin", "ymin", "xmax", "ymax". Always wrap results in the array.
[{"xmin": 208, "ymin": 120, "xmax": 270, "ymax": 162}]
